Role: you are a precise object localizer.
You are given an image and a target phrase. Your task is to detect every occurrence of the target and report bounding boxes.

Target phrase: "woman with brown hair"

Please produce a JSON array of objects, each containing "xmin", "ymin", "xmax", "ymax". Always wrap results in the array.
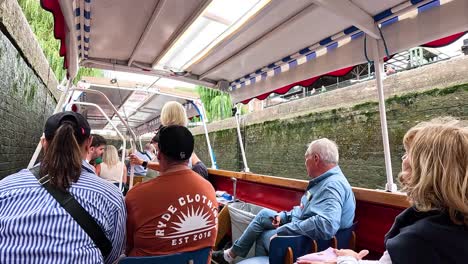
[
  {"xmin": 0, "ymin": 112, "xmax": 126, "ymax": 263},
  {"xmin": 333, "ymin": 117, "xmax": 468, "ymax": 264}
]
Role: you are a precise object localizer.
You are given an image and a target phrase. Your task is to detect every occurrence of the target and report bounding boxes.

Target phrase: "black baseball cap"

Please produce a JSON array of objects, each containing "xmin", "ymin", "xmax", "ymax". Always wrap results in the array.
[
  {"xmin": 44, "ymin": 111, "xmax": 91, "ymax": 142},
  {"xmin": 158, "ymin": 125, "xmax": 194, "ymax": 161},
  {"xmin": 150, "ymin": 125, "xmax": 164, "ymax": 144}
]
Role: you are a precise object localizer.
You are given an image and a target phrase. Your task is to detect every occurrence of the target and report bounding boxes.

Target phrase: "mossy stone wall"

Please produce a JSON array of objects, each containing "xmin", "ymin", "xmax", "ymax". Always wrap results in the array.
[
  {"xmin": 194, "ymin": 84, "xmax": 468, "ymax": 189},
  {"xmin": 0, "ymin": 30, "xmax": 56, "ymax": 178}
]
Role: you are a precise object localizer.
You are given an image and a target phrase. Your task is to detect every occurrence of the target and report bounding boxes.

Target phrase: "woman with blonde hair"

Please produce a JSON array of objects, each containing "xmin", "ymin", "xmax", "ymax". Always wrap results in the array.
[
  {"xmin": 130, "ymin": 101, "xmax": 208, "ymax": 179},
  {"xmin": 101, "ymin": 145, "xmax": 127, "ymax": 184},
  {"xmin": 299, "ymin": 117, "xmax": 468, "ymax": 264}
]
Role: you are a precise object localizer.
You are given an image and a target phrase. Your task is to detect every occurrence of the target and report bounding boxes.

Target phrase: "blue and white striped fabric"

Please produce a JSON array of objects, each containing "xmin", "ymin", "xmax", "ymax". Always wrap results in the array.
[
  {"xmin": 229, "ymin": 0, "xmax": 449, "ymax": 91},
  {"xmin": 0, "ymin": 161, "xmax": 126, "ymax": 264}
]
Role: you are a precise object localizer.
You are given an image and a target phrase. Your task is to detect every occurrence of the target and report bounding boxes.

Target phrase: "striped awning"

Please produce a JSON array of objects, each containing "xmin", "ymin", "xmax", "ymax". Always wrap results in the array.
[{"xmin": 41, "ymin": 0, "xmax": 468, "ymax": 103}]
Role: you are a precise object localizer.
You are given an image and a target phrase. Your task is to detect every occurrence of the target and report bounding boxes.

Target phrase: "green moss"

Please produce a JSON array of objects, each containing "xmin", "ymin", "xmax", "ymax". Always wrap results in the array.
[
  {"xmin": 386, "ymin": 83, "xmax": 468, "ymax": 105},
  {"xmin": 27, "ymin": 85, "xmax": 37, "ymax": 103},
  {"xmin": 352, "ymin": 101, "xmax": 378, "ymax": 111},
  {"xmin": 193, "ymin": 82, "xmax": 468, "ymax": 189}
]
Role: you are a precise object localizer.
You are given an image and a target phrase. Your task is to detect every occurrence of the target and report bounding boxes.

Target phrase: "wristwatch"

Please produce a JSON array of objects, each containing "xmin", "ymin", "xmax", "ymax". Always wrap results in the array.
[{"xmin": 142, "ymin": 161, "xmax": 148, "ymax": 169}]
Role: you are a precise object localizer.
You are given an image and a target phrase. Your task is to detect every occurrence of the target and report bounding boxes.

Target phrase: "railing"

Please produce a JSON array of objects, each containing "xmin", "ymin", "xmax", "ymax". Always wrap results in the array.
[{"xmin": 208, "ymin": 168, "xmax": 410, "ymax": 208}]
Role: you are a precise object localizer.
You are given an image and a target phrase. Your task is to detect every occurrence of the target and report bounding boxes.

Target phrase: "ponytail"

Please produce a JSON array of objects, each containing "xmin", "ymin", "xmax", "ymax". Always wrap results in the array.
[{"xmin": 40, "ymin": 121, "xmax": 83, "ymax": 191}]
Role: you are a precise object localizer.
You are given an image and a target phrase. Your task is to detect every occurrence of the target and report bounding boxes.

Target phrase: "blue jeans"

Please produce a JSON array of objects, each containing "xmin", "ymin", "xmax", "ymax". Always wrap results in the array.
[{"xmin": 232, "ymin": 208, "xmax": 278, "ymax": 257}]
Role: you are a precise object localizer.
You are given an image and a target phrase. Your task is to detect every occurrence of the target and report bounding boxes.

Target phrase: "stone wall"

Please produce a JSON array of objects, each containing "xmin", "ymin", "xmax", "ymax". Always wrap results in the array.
[
  {"xmin": 0, "ymin": 0, "xmax": 58, "ymax": 178},
  {"xmin": 192, "ymin": 56, "xmax": 468, "ymax": 134},
  {"xmin": 193, "ymin": 84, "xmax": 468, "ymax": 189}
]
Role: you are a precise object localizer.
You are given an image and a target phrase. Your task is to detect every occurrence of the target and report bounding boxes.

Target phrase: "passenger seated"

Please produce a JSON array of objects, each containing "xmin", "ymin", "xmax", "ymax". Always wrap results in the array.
[
  {"xmin": 100, "ymin": 145, "xmax": 127, "ymax": 184},
  {"xmin": 129, "ymin": 101, "xmax": 208, "ymax": 179},
  {"xmin": 330, "ymin": 118, "xmax": 468, "ymax": 264},
  {"xmin": 125, "ymin": 125, "xmax": 218, "ymax": 257},
  {"xmin": 0, "ymin": 111, "xmax": 126, "ymax": 263},
  {"xmin": 212, "ymin": 138, "xmax": 355, "ymax": 263},
  {"xmin": 86, "ymin": 134, "xmax": 107, "ymax": 174},
  {"xmin": 128, "ymin": 148, "xmax": 151, "ymax": 177}
]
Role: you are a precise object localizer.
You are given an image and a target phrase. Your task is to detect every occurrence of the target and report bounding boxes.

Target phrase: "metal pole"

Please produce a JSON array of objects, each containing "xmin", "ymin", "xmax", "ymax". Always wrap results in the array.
[
  {"xmin": 27, "ymin": 79, "xmax": 72, "ymax": 169},
  {"xmin": 138, "ymin": 135, "xmax": 143, "ymax": 151},
  {"xmin": 370, "ymin": 38, "xmax": 397, "ymax": 192},
  {"xmin": 235, "ymin": 104, "xmax": 250, "ymax": 172},
  {"xmin": 198, "ymin": 102, "xmax": 217, "ymax": 169},
  {"xmin": 128, "ymin": 138, "xmax": 136, "ymax": 189},
  {"xmin": 64, "ymin": 102, "xmax": 127, "ymax": 190}
]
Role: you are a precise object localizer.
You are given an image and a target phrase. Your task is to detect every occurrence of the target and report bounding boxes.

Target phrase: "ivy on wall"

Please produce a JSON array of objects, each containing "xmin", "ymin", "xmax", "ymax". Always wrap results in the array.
[{"xmin": 17, "ymin": 0, "xmax": 102, "ymax": 82}]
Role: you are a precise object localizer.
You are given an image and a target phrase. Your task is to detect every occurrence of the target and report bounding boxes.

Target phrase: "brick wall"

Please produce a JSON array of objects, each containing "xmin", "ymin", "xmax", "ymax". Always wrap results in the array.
[{"xmin": 0, "ymin": 26, "xmax": 56, "ymax": 178}]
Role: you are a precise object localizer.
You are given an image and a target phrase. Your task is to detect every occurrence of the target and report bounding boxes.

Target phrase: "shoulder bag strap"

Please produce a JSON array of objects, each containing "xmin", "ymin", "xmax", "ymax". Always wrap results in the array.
[{"xmin": 30, "ymin": 166, "xmax": 112, "ymax": 258}]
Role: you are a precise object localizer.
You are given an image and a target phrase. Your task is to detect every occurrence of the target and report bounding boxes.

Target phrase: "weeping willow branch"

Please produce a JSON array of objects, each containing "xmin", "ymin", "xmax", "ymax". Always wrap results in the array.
[{"xmin": 197, "ymin": 86, "xmax": 233, "ymax": 122}]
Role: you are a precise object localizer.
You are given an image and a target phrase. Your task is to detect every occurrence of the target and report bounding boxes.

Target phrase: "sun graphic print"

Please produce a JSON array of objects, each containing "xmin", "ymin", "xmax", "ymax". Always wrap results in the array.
[{"xmin": 164, "ymin": 206, "xmax": 216, "ymax": 238}]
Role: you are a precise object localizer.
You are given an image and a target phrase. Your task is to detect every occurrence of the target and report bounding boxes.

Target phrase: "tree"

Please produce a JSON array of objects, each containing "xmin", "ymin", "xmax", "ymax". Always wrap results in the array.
[
  {"xmin": 17, "ymin": 0, "xmax": 102, "ymax": 82},
  {"xmin": 197, "ymin": 86, "xmax": 233, "ymax": 121}
]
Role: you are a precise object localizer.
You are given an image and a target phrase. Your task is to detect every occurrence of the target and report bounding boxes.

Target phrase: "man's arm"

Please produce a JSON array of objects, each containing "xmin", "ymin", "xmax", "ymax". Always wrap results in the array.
[
  {"xmin": 276, "ymin": 183, "xmax": 343, "ymax": 239},
  {"xmin": 129, "ymin": 154, "xmax": 161, "ymax": 171}
]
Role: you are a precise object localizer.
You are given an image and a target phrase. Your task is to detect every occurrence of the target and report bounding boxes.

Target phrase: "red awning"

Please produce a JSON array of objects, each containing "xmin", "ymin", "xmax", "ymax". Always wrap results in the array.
[
  {"xmin": 422, "ymin": 32, "xmax": 466, "ymax": 48},
  {"xmin": 41, "ymin": 0, "xmax": 68, "ymax": 72},
  {"xmin": 241, "ymin": 32, "xmax": 466, "ymax": 104},
  {"xmin": 241, "ymin": 66, "xmax": 354, "ymax": 104}
]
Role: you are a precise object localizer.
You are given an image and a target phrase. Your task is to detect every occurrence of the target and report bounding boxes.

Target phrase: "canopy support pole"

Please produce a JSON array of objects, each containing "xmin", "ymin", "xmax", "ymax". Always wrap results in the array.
[
  {"xmin": 370, "ymin": 38, "xmax": 397, "ymax": 192},
  {"xmin": 27, "ymin": 79, "xmax": 72, "ymax": 169},
  {"xmin": 235, "ymin": 104, "xmax": 250, "ymax": 172},
  {"xmin": 65, "ymin": 102, "xmax": 127, "ymax": 190},
  {"xmin": 191, "ymin": 101, "xmax": 217, "ymax": 169}
]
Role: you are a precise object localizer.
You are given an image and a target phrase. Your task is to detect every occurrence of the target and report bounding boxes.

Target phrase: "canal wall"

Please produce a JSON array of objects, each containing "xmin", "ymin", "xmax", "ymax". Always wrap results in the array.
[
  {"xmin": 192, "ymin": 56, "xmax": 468, "ymax": 189},
  {"xmin": 0, "ymin": 0, "xmax": 58, "ymax": 178}
]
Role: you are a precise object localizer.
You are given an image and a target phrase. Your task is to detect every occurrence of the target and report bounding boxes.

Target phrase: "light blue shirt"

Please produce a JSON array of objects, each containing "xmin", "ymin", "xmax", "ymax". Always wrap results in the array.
[
  {"xmin": 277, "ymin": 166, "xmax": 355, "ymax": 240},
  {"xmin": 0, "ymin": 161, "xmax": 126, "ymax": 263},
  {"xmin": 129, "ymin": 151, "xmax": 151, "ymax": 176}
]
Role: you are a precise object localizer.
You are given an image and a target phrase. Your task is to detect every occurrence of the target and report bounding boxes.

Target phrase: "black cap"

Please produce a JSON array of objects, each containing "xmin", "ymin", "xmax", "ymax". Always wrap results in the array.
[
  {"xmin": 158, "ymin": 125, "xmax": 194, "ymax": 161},
  {"xmin": 150, "ymin": 125, "xmax": 164, "ymax": 144},
  {"xmin": 44, "ymin": 111, "xmax": 91, "ymax": 142},
  {"xmin": 151, "ymin": 132, "xmax": 160, "ymax": 144}
]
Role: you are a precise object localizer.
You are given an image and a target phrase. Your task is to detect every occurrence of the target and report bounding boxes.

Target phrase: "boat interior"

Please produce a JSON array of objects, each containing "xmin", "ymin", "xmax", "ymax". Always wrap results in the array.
[{"xmin": 35, "ymin": 0, "xmax": 468, "ymax": 261}]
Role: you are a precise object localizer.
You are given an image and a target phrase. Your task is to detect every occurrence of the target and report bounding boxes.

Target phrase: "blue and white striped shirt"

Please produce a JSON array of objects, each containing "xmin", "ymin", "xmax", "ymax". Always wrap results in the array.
[{"xmin": 0, "ymin": 161, "xmax": 126, "ymax": 264}]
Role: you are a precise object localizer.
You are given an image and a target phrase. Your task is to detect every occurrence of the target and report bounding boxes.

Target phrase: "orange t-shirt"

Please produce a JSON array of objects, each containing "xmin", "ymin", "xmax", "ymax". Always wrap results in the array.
[{"xmin": 125, "ymin": 169, "xmax": 218, "ymax": 257}]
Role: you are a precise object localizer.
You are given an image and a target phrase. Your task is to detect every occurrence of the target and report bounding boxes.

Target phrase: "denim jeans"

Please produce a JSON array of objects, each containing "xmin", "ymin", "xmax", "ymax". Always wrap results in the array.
[{"xmin": 231, "ymin": 208, "xmax": 278, "ymax": 257}]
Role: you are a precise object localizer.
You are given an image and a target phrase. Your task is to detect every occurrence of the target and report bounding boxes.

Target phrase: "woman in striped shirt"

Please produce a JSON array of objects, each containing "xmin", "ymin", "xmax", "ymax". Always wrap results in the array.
[{"xmin": 0, "ymin": 112, "xmax": 126, "ymax": 263}]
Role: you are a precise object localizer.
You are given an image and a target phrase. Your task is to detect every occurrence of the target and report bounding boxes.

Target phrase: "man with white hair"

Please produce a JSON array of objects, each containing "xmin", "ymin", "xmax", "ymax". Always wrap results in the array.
[{"xmin": 213, "ymin": 138, "xmax": 355, "ymax": 263}]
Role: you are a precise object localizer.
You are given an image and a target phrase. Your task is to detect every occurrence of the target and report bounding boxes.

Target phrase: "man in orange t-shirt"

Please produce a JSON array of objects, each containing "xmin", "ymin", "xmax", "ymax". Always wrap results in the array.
[{"xmin": 125, "ymin": 125, "xmax": 218, "ymax": 257}]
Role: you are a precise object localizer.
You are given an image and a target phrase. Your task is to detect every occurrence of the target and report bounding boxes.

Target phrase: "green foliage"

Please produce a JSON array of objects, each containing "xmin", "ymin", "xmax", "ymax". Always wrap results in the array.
[
  {"xmin": 197, "ymin": 86, "xmax": 233, "ymax": 121},
  {"xmin": 17, "ymin": 0, "xmax": 102, "ymax": 82}
]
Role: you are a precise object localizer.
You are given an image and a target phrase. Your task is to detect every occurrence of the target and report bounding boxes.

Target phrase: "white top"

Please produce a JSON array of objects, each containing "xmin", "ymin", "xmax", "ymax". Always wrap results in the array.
[{"xmin": 100, "ymin": 162, "xmax": 125, "ymax": 183}]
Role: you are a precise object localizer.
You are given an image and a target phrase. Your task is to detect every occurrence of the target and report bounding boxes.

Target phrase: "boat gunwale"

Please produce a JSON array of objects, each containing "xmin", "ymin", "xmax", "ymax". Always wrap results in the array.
[{"xmin": 208, "ymin": 168, "xmax": 410, "ymax": 209}]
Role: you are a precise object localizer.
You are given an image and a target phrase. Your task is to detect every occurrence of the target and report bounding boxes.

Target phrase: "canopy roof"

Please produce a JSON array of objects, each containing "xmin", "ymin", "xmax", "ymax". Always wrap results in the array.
[
  {"xmin": 41, "ymin": 0, "xmax": 468, "ymax": 103},
  {"xmin": 74, "ymin": 77, "xmax": 200, "ymax": 136}
]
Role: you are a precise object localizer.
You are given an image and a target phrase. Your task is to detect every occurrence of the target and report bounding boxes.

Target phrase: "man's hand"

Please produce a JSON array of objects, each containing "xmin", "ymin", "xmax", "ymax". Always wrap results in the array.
[
  {"xmin": 129, "ymin": 154, "xmax": 143, "ymax": 166},
  {"xmin": 271, "ymin": 215, "xmax": 281, "ymax": 228},
  {"xmin": 334, "ymin": 249, "xmax": 369, "ymax": 260}
]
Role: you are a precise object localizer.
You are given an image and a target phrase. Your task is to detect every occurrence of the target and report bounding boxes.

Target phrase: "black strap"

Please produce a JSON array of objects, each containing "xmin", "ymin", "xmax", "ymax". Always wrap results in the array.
[{"xmin": 30, "ymin": 166, "xmax": 112, "ymax": 258}]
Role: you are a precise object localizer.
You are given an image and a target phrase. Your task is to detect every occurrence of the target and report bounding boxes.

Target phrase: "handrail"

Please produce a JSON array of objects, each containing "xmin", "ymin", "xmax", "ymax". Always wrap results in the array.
[
  {"xmin": 66, "ymin": 88, "xmax": 139, "ymax": 147},
  {"xmin": 65, "ymin": 102, "xmax": 127, "ymax": 190},
  {"xmin": 208, "ymin": 169, "xmax": 410, "ymax": 208}
]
